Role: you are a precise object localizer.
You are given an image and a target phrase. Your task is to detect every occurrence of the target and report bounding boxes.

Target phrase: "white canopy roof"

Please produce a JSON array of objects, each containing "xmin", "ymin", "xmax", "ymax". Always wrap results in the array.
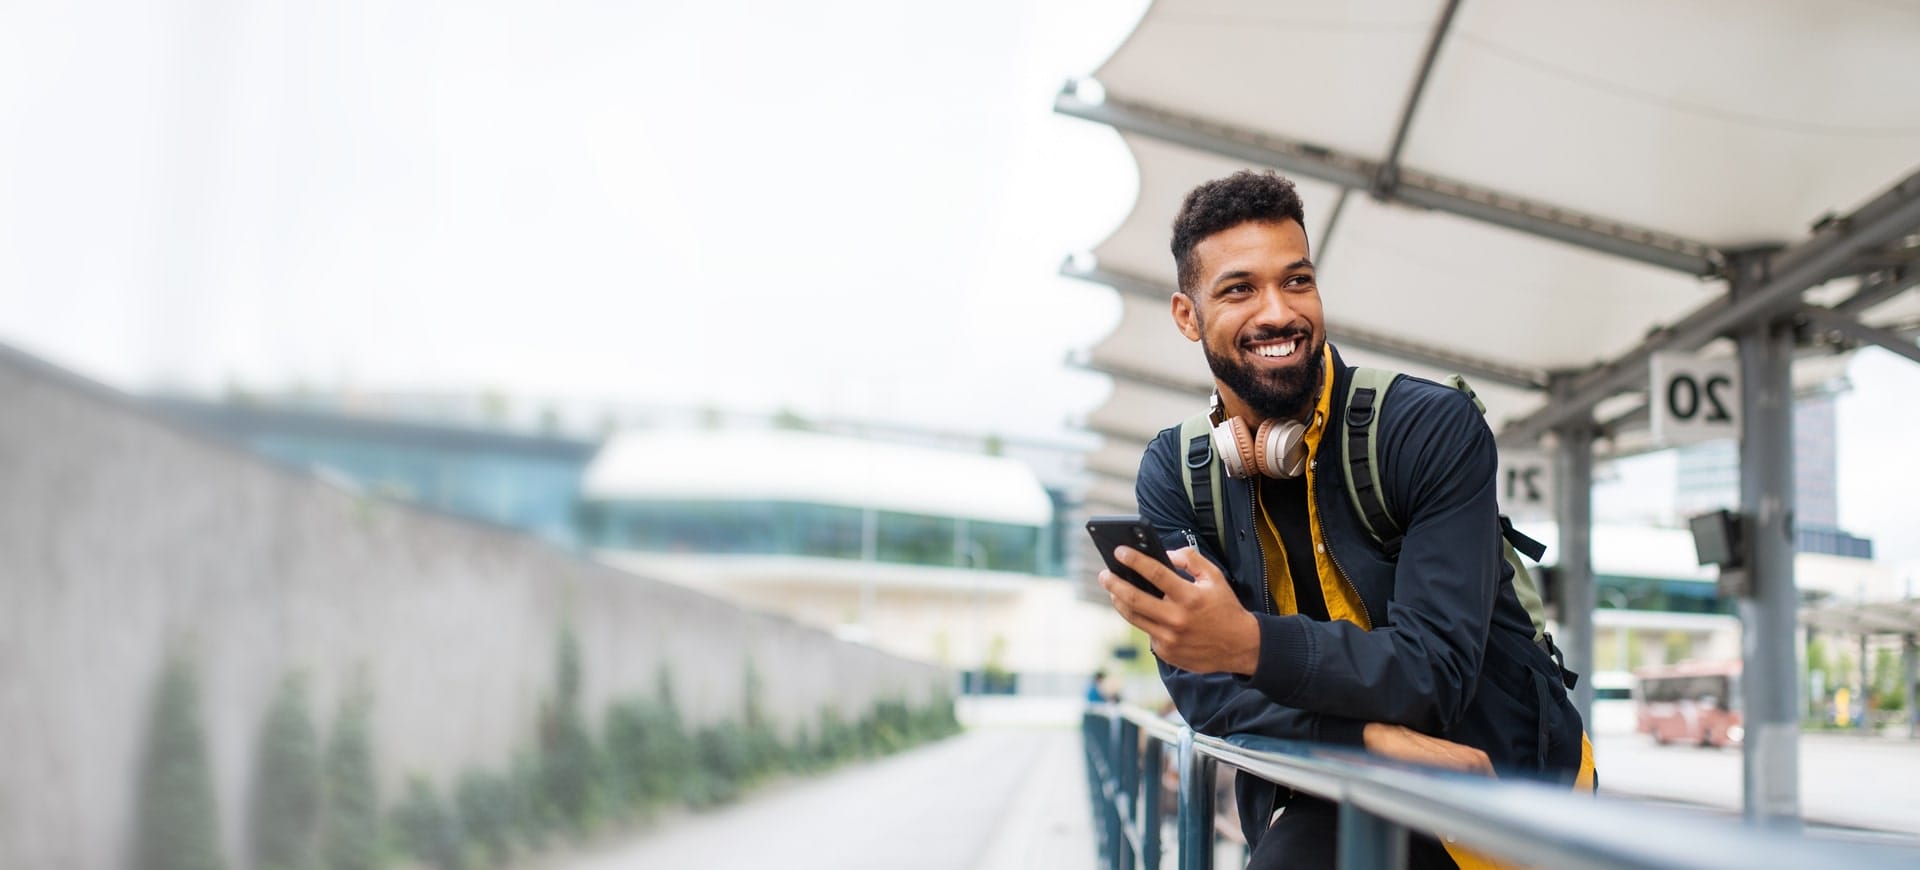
[
  {"xmin": 584, "ymin": 429, "xmax": 1054, "ymax": 527},
  {"xmin": 1062, "ymin": 0, "xmax": 1920, "ymax": 483}
]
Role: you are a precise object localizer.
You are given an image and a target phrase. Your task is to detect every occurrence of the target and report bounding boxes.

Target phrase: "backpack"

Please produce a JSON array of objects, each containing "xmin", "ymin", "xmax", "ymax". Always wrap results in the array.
[{"xmin": 1176, "ymin": 368, "xmax": 1554, "ymax": 645}]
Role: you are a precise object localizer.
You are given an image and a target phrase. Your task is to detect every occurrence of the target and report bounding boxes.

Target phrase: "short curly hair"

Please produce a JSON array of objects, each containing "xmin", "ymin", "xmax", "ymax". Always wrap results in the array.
[{"xmin": 1171, "ymin": 170, "xmax": 1307, "ymax": 295}]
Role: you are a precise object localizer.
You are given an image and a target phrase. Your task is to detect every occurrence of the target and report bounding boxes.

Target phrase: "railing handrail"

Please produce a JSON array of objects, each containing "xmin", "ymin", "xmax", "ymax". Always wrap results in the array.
[{"xmin": 1085, "ymin": 703, "xmax": 1919, "ymax": 870}]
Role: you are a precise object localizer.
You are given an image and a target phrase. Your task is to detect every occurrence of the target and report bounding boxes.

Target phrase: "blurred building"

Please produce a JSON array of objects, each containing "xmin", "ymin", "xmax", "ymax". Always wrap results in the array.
[
  {"xmin": 148, "ymin": 397, "xmax": 594, "ymax": 544},
  {"xmin": 1673, "ymin": 386, "xmax": 1873, "ymax": 559},
  {"xmin": 1520, "ymin": 522, "xmax": 1903, "ymax": 679},
  {"xmin": 578, "ymin": 428, "xmax": 1115, "ymax": 693}
]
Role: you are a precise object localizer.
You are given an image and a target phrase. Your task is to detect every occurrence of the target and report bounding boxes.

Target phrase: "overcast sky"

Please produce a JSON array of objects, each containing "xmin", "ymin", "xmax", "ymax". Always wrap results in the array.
[
  {"xmin": 1, "ymin": 0, "xmax": 1144, "ymax": 441},
  {"xmin": 4, "ymin": 1, "xmax": 1916, "ymax": 565}
]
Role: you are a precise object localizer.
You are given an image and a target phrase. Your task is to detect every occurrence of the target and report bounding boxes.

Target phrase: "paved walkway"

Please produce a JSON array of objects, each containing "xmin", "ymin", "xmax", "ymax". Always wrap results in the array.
[{"xmin": 550, "ymin": 698, "xmax": 1095, "ymax": 870}]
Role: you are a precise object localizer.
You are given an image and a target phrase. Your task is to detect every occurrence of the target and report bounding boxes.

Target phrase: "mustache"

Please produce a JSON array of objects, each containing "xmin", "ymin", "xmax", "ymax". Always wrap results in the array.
[{"xmin": 1241, "ymin": 324, "xmax": 1313, "ymax": 346}]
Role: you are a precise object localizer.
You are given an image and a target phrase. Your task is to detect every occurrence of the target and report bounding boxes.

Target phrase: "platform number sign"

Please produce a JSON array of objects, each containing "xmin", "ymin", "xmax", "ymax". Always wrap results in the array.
[
  {"xmin": 1496, "ymin": 449, "xmax": 1553, "ymax": 521},
  {"xmin": 1650, "ymin": 352, "xmax": 1741, "ymax": 446}
]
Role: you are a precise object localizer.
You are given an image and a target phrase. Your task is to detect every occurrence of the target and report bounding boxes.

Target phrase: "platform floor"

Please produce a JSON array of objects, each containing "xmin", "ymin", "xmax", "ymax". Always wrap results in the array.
[{"xmin": 547, "ymin": 697, "xmax": 1096, "ymax": 870}]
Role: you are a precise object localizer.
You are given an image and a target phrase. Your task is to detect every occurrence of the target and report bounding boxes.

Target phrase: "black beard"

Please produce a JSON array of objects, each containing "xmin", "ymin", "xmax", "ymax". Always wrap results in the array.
[{"xmin": 1203, "ymin": 332, "xmax": 1325, "ymax": 421}]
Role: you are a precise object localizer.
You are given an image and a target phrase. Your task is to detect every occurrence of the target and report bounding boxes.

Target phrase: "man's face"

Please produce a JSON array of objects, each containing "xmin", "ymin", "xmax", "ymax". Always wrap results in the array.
[{"xmin": 1171, "ymin": 219, "xmax": 1326, "ymax": 423}]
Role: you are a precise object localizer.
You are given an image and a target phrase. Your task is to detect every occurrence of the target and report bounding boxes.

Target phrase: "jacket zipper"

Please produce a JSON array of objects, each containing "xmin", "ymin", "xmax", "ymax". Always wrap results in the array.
[
  {"xmin": 1248, "ymin": 485, "xmax": 1274, "ymax": 615},
  {"xmin": 1311, "ymin": 458, "xmax": 1373, "ymax": 629}
]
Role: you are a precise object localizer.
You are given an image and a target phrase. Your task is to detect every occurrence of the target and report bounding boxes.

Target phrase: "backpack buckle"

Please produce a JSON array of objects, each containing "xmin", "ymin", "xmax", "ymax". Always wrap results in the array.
[{"xmin": 1346, "ymin": 388, "xmax": 1377, "ymax": 428}]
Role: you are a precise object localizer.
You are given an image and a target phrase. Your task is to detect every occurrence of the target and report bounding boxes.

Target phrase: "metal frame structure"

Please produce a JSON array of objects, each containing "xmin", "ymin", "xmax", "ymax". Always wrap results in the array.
[
  {"xmin": 1055, "ymin": 86, "xmax": 1728, "ymax": 278},
  {"xmin": 1081, "ymin": 704, "xmax": 1918, "ymax": 870},
  {"xmin": 1060, "ymin": 260, "xmax": 1551, "ymax": 392},
  {"xmin": 1057, "ymin": 7, "xmax": 1920, "ymax": 825}
]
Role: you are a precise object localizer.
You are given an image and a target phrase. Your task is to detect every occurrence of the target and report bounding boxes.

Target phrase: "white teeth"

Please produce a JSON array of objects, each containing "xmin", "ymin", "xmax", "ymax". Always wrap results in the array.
[{"xmin": 1255, "ymin": 340, "xmax": 1298, "ymax": 358}]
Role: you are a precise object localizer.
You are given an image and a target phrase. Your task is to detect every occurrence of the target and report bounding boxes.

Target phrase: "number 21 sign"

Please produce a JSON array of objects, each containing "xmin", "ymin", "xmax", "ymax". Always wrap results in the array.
[{"xmin": 1649, "ymin": 352, "xmax": 1741, "ymax": 446}]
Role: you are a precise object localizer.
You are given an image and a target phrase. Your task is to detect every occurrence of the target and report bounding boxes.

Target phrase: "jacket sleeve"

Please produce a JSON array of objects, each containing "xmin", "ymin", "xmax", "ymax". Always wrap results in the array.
[
  {"xmin": 1134, "ymin": 429, "xmax": 1368, "ymax": 748},
  {"xmin": 1240, "ymin": 388, "xmax": 1503, "ymax": 733}
]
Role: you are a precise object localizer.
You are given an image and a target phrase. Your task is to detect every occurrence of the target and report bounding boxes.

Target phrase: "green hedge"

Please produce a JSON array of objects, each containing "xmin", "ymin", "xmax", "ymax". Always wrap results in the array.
[
  {"xmin": 134, "ymin": 656, "xmax": 226, "ymax": 870},
  {"xmin": 322, "ymin": 689, "xmax": 382, "ymax": 870},
  {"xmin": 250, "ymin": 677, "xmax": 322, "ymax": 870},
  {"xmin": 134, "ymin": 632, "xmax": 959, "ymax": 870}
]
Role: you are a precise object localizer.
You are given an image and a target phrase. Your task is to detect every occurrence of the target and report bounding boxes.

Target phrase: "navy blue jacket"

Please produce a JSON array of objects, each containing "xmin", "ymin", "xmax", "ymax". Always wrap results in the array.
[{"xmin": 1135, "ymin": 345, "xmax": 1584, "ymax": 839}]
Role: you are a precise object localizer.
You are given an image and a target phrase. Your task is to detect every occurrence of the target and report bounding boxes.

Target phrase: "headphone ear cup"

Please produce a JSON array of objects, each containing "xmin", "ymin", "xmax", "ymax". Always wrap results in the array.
[
  {"xmin": 1253, "ymin": 419, "xmax": 1308, "ymax": 479},
  {"xmin": 1212, "ymin": 416, "xmax": 1257, "ymax": 479}
]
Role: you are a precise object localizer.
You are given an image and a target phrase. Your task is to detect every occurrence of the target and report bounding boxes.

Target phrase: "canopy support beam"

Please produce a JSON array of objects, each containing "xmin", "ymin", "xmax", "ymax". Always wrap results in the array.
[
  {"xmin": 1798, "ymin": 306, "xmax": 1920, "ymax": 366},
  {"xmin": 1317, "ymin": 187, "xmax": 1353, "ymax": 270},
  {"xmin": 1055, "ymin": 84, "xmax": 1726, "ymax": 277},
  {"xmin": 1500, "ymin": 168, "xmax": 1920, "ymax": 445},
  {"xmin": 1373, "ymin": 0, "xmax": 1462, "ymax": 199},
  {"xmin": 1073, "ymin": 355, "xmax": 1210, "ymax": 398},
  {"xmin": 1833, "ymin": 266, "xmax": 1916, "ymax": 315},
  {"xmin": 1061, "ymin": 259, "xmax": 1549, "ymax": 391}
]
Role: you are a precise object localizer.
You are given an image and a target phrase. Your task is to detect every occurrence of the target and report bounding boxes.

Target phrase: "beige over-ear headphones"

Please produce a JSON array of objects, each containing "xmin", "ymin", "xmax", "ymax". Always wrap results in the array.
[{"xmin": 1208, "ymin": 391, "xmax": 1308, "ymax": 479}]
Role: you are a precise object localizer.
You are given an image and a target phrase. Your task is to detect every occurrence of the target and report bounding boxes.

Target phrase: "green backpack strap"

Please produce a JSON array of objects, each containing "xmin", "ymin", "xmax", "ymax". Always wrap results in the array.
[
  {"xmin": 1178, "ymin": 412, "xmax": 1228, "ymax": 555},
  {"xmin": 1444, "ymin": 373, "xmax": 1486, "ymax": 414},
  {"xmin": 1341, "ymin": 368, "xmax": 1402, "ymax": 555}
]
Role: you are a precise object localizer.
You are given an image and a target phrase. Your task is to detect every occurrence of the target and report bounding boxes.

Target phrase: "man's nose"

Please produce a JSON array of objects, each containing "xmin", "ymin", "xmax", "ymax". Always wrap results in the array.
[{"xmin": 1251, "ymin": 286, "xmax": 1297, "ymax": 326}]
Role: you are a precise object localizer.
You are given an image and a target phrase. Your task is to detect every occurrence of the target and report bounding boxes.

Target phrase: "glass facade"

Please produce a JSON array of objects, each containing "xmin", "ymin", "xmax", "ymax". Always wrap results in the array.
[
  {"xmin": 875, "ymin": 510, "xmax": 957, "ymax": 566},
  {"xmin": 968, "ymin": 520, "xmax": 1043, "ymax": 573},
  {"xmin": 1594, "ymin": 573, "xmax": 1730, "ymax": 615},
  {"xmin": 582, "ymin": 499, "xmax": 1049, "ymax": 575},
  {"xmin": 583, "ymin": 500, "xmax": 865, "ymax": 558},
  {"xmin": 252, "ymin": 435, "xmax": 586, "ymax": 543}
]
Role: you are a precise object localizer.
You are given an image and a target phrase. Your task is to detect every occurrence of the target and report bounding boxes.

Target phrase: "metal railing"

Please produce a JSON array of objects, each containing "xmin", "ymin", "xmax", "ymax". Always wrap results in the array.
[{"xmin": 1083, "ymin": 704, "xmax": 1918, "ymax": 870}]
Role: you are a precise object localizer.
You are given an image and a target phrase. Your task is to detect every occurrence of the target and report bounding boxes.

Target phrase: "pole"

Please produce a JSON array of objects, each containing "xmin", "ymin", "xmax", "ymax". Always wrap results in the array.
[
  {"xmin": 1736, "ymin": 266, "xmax": 1800, "ymax": 825},
  {"xmin": 1552, "ymin": 379, "xmax": 1597, "ymax": 729},
  {"xmin": 1177, "ymin": 728, "xmax": 1216, "ymax": 870},
  {"xmin": 1903, "ymin": 634, "xmax": 1916, "ymax": 740}
]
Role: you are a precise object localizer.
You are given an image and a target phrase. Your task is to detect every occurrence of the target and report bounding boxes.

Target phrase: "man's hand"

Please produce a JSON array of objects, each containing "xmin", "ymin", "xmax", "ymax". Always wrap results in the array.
[
  {"xmin": 1361, "ymin": 722, "xmax": 1495, "ymax": 777},
  {"xmin": 1099, "ymin": 546, "xmax": 1260, "ymax": 676}
]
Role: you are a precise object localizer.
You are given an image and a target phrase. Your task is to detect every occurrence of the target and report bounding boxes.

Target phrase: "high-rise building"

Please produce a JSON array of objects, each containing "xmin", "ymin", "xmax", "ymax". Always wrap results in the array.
[{"xmin": 1672, "ymin": 389, "xmax": 1872, "ymax": 559}]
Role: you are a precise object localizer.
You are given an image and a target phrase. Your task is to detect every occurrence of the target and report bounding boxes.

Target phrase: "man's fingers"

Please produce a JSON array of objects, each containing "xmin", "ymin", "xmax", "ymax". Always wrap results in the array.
[
  {"xmin": 1112, "ymin": 546, "xmax": 1188, "ymax": 598},
  {"xmin": 1166, "ymin": 546, "xmax": 1219, "ymax": 584},
  {"xmin": 1098, "ymin": 569, "xmax": 1175, "ymax": 630}
]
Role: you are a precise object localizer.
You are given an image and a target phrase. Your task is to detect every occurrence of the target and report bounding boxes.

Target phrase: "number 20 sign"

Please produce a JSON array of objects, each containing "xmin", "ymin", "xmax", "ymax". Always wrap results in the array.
[{"xmin": 1649, "ymin": 352, "xmax": 1741, "ymax": 446}]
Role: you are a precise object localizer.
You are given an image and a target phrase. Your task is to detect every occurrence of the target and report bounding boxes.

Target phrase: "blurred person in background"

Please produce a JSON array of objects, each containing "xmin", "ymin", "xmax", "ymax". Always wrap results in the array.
[{"xmin": 1086, "ymin": 668, "xmax": 1119, "ymax": 703}]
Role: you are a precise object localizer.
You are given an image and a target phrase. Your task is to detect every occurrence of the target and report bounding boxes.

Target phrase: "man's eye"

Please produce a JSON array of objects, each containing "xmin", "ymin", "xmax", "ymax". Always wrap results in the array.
[{"xmin": 1287, "ymin": 275, "xmax": 1315, "ymax": 288}]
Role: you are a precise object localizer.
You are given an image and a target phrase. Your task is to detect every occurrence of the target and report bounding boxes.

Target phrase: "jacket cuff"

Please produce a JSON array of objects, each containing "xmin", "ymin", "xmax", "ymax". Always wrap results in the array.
[
  {"xmin": 1244, "ymin": 612, "xmax": 1314, "ymax": 703},
  {"xmin": 1315, "ymin": 715, "xmax": 1367, "ymax": 747}
]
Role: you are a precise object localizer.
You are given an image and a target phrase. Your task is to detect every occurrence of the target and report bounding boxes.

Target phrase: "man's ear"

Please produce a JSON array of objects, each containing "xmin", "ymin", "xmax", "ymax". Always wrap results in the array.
[{"xmin": 1170, "ymin": 291, "xmax": 1202, "ymax": 342}]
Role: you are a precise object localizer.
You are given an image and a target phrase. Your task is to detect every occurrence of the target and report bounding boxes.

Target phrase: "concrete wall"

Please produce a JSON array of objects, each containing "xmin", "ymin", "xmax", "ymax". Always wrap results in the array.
[
  {"xmin": 0, "ymin": 348, "xmax": 950, "ymax": 870},
  {"xmin": 596, "ymin": 550, "xmax": 1126, "ymax": 683}
]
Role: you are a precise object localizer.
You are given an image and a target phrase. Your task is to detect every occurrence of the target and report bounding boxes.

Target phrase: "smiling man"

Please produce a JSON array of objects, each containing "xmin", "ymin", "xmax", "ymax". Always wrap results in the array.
[{"xmin": 1098, "ymin": 171, "xmax": 1590, "ymax": 870}]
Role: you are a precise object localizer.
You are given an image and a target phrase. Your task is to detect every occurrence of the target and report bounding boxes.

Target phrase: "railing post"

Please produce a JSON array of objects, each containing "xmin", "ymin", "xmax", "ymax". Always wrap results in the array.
[
  {"xmin": 1105, "ymin": 713, "xmax": 1126, "ymax": 869},
  {"xmin": 1085, "ymin": 709, "xmax": 1118, "ymax": 868},
  {"xmin": 1117, "ymin": 717, "xmax": 1139, "ymax": 869},
  {"xmin": 1336, "ymin": 802, "xmax": 1407, "ymax": 870},
  {"xmin": 1176, "ymin": 727, "xmax": 1215, "ymax": 870},
  {"xmin": 1141, "ymin": 738, "xmax": 1164, "ymax": 867}
]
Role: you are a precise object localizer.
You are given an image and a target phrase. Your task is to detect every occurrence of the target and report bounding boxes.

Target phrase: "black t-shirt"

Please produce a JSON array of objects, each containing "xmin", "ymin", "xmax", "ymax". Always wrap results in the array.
[{"xmin": 1259, "ymin": 475, "xmax": 1329, "ymax": 621}]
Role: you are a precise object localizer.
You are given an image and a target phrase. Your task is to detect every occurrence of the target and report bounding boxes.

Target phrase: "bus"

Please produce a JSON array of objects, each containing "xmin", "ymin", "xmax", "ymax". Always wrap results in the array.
[
  {"xmin": 1634, "ymin": 661, "xmax": 1743, "ymax": 748},
  {"xmin": 1589, "ymin": 671, "xmax": 1636, "ymax": 734}
]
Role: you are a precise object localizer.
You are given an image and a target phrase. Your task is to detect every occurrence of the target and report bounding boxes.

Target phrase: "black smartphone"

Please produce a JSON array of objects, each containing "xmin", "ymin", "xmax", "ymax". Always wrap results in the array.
[{"xmin": 1086, "ymin": 514, "xmax": 1179, "ymax": 598}]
